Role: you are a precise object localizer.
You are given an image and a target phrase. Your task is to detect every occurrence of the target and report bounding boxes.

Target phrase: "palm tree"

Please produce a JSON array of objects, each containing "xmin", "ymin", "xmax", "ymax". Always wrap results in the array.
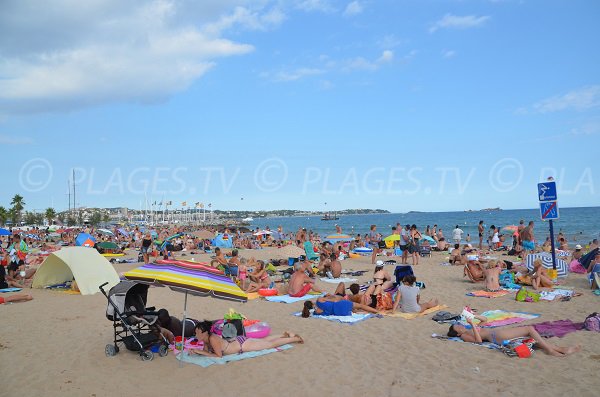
[
  {"xmin": 0, "ymin": 206, "xmax": 7, "ymax": 226},
  {"xmin": 45, "ymin": 208, "xmax": 57, "ymax": 225},
  {"xmin": 10, "ymin": 194, "xmax": 25, "ymax": 224}
]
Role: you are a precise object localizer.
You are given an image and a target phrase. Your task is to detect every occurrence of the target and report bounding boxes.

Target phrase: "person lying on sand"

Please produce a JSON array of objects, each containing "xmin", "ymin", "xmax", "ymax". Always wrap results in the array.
[
  {"xmin": 392, "ymin": 275, "xmax": 438, "ymax": 313},
  {"xmin": 301, "ymin": 294, "xmax": 379, "ymax": 317},
  {"xmin": 189, "ymin": 320, "xmax": 303, "ymax": 357},
  {"xmin": 0, "ymin": 293, "xmax": 33, "ymax": 305},
  {"xmin": 157, "ymin": 309, "xmax": 199, "ymax": 344},
  {"xmin": 448, "ymin": 318, "xmax": 581, "ymax": 357},
  {"xmin": 347, "ymin": 283, "xmax": 394, "ymax": 311}
]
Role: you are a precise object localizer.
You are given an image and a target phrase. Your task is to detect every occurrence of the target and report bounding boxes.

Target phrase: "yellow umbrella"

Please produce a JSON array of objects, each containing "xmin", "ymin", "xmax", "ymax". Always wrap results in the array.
[{"xmin": 384, "ymin": 234, "xmax": 401, "ymax": 242}]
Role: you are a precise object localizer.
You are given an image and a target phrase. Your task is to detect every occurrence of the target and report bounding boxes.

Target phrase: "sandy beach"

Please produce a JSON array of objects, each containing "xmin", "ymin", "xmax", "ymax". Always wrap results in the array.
[{"xmin": 2, "ymin": 246, "xmax": 599, "ymax": 397}]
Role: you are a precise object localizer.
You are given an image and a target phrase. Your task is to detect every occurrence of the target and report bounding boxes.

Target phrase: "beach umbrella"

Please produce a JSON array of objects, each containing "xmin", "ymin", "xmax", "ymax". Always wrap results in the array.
[
  {"xmin": 123, "ymin": 259, "xmax": 247, "ymax": 361},
  {"xmin": 253, "ymin": 230, "xmax": 272, "ymax": 236},
  {"xmin": 384, "ymin": 234, "xmax": 401, "ymax": 242},
  {"xmin": 25, "ymin": 233, "xmax": 41, "ymax": 241},
  {"xmin": 525, "ymin": 253, "xmax": 568, "ymax": 278},
  {"xmin": 117, "ymin": 228, "xmax": 130, "ymax": 238},
  {"xmin": 324, "ymin": 233, "xmax": 354, "ymax": 243},
  {"xmin": 419, "ymin": 235, "xmax": 436, "ymax": 244},
  {"xmin": 97, "ymin": 228, "xmax": 114, "ymax": 236},
  {"xmin": 75, "ymin": 233, "xmax": 96, "ymax": 248},
  {"xmin": 192, "ymin": 229, "xmax": 215, "ymax": 239},
  {"xmin": 0, "ymin": 228, "xmax": 11, "ymax": 236},
  {"xmin": 97, "ymin": 241, "xmax": 119, "ymax": 250}
]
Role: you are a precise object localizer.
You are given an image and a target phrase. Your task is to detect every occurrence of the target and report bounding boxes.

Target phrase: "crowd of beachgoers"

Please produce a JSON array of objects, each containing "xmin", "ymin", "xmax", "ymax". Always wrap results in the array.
[{"xmin": 2, "ymin": 217, "xmax": 599, "ymax": 360}]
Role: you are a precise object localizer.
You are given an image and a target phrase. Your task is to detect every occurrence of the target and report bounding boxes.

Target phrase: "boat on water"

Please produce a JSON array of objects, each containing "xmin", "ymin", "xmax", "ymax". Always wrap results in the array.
[
  {"xmin": 242, "ymin": 217, "xmax": 254, "ymax": 222},
  {"xmin": 321, "ymin": 213, "xmax": 339, "ymax": 221}
]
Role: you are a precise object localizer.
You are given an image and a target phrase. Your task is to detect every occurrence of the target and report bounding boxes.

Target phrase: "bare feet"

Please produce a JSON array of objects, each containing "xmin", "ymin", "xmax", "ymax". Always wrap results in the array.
[{"xmin": 283, "ymin": 332, "xmax": 304, "ymax": 344}]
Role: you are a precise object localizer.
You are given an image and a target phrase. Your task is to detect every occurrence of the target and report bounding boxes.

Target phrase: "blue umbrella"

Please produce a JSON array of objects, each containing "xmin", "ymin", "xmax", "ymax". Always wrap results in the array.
[{"xmin": 0, "ymin": 228, "xmax": 11, "ymax": 236}]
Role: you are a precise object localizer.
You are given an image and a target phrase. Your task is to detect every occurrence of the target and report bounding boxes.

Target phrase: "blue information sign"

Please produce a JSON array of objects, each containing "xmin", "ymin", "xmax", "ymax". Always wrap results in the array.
[
  {"xmin": 540, "ymin": 201, "xmax": 559, "ymax": 220},
  {"xmin": 538, "ymin": 182, "xmax": 557, "ymax": 202}
]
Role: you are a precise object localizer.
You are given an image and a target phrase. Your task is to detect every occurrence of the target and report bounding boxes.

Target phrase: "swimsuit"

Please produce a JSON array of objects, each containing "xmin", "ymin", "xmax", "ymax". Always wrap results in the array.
[
  {"xmin": 289, "ymin": 283, "xmax": 312, "ymax": 298},
  {"xmin": 490, "ymin": 331, "xmax": 498, "ymax": 345}
]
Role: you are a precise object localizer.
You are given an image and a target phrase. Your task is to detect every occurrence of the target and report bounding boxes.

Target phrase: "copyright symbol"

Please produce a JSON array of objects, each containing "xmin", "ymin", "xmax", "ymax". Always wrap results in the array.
[
  {"xmin": 19, "ymin": 158, "xmax": 53, "ymax": 192},
  {"xmin": 489, "ymin": 158, "xmax": 523, "ymax": 193},
  {"xmin": 254, "ymin": 158, "xmax": 288, "ymax": 192}
]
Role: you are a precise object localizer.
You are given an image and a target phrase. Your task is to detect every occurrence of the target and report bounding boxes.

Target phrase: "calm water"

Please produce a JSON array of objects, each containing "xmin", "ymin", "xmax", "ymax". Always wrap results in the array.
[{"xmin": 250, "ymin": 207, "xmax": 600, "ymax": 244}]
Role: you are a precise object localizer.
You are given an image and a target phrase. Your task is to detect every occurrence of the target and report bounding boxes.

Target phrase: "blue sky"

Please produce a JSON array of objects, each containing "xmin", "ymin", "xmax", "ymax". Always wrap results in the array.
[{"xmin": 1, "ymin": 0, "xmax": 599, "ymax": 213}]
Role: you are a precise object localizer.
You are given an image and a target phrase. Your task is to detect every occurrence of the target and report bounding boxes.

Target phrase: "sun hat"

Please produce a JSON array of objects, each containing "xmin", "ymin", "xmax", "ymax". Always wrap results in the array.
[
  {"xmin": 375, "ymin": 260, "xmax": 384, "ymax": 267},
  {"xmin": 575, "ymin": 244, "xmax": 582, "ymax": 250}
]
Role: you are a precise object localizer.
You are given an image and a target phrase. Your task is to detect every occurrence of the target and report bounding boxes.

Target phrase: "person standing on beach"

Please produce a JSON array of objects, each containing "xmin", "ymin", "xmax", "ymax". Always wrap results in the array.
[
  {"xmin": 368, "ymin": 225, "xmax": 381, "ymax": 264},
  {"xmin": 400, "ymin": 225, "xmax": 410, "ymax": 264},
  {"xmin": 452, "ymin": 225, "xmax": 464, "ymax": 245},
  {"xmin": 478, "ymin": 221, "xmax": 484, "ymax": 249},
  {"xmin": 520, "ymin": 221, "xmax": 535, "ymax": 256}
]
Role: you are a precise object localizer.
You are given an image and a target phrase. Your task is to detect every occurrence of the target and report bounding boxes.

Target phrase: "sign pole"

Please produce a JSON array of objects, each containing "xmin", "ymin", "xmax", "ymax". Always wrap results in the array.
[{"xmin": 548, "ymin": 219, "xmax": 557, "ymax": 270}]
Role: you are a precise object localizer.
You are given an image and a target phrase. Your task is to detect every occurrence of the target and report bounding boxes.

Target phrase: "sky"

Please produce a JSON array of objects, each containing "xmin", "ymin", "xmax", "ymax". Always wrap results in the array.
[{"xmin": 1, "ymin": 0, "xmax": 599, "ymax": 213}]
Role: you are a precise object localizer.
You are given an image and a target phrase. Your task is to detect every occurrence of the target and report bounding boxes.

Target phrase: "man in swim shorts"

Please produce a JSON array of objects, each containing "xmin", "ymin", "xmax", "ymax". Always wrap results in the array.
[
  {"xmin": 520, "ymin": 221, "xmax": 535, "ymax": 254},
  {"xmin": 288, "ymin": 263, "xmax": 321, "ymax": 297}
]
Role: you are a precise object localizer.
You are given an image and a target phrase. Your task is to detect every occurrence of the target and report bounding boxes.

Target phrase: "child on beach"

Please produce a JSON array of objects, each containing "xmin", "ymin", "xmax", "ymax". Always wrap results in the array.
[{"xmin": 392, "ymin": 275, "xmax": 438, "ymax": 313}]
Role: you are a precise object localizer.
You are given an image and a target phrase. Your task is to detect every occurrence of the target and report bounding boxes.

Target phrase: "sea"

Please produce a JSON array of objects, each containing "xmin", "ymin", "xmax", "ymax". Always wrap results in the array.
[{"xmin": 249, "ymin": 207, "xmax": 600, "ymax": 245}]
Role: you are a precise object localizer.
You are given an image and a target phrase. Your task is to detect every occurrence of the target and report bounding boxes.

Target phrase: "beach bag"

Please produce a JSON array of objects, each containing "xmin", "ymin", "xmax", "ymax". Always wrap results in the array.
[
  {"xmin": 584, "ymin": 312, "xmax": 600, "ymax": 332},
  {"xmin": 432, "ymin": 311, "xmax": 460, "ymax": 323},
  {"xmin": 221, "ymin": 319, "xmax": 245, "ymax": 340}
]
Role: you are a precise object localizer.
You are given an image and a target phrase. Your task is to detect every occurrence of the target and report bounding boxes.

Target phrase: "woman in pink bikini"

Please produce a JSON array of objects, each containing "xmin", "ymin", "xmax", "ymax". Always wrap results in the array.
[
  {"xmin": 245, "ymin": 261, "xmax": 271, "ymax": 293},
  {"xmin": 190, "ymin": 321, "xmax": 303, "ymax": 357}
]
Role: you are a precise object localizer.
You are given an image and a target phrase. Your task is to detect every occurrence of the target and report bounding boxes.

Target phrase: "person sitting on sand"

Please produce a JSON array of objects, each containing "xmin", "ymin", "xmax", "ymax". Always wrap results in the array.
[
  {"xmin": 531, "ymin": 259, "xmax": 553, "ymax": 290},
  {"xmin": 245, "ymin": 261, "xmax": 270, "ymax": 293},
  {"xmin": 301, "ymin": 294, "xmax": 379, "ymax": 317},
  {"xmin": 448, "ymin": 317, "xmax": 580, "ymax": 357},
  {"xmin": 189, "ymin": 320, "xmax": 303, "ymax": 357},
  {"xmin": 0, "ymin": 293, "xmax": 33, "ymax": 305},
  {"xmin": 482, "ymin": 260, "xmax": 502, "ymax": 292},
  {"xmin": 392, "ymin": 275, "xmax": 438, "ymax": 313},
  {"xmin": 373, "ymin": 261, "xmax": 394, "ymax": 290},
  {"xmin": 449, "ymin": 244, "xmax": 464, "ymax": 265},
  {"xmin": 288, "ymin": 263, "xmax": 322, "ymax": 297},
  {"xmin": 213, "ymin": 248, "xmax": 228, "ymax": 268}
]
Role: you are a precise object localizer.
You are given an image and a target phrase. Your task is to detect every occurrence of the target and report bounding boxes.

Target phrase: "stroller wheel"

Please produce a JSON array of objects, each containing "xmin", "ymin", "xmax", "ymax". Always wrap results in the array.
[
  {"xmin": 158, "ymin": 344, "xmax": 169, "ymax": 357},
  {"xmin": 105, "ymin": 344, "xmax": 117, "ymax": 357},
  {"xmin": 141, "ymin": 350, "xmax": 154, "ymax": 361}
]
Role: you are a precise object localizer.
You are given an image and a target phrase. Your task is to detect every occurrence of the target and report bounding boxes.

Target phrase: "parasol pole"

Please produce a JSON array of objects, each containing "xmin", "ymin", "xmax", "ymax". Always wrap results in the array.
[{"xmin": 179, "ymin": 290, "xmax": 188, "ymax": 367}]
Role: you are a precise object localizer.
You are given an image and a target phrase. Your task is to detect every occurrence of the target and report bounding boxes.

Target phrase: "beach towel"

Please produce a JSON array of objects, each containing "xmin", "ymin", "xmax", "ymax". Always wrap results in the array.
[
  {"xmin": 246, "ymin": 292, "xmax": 260, "ymax": 300},
  {"xmin": 431, "ymin": 334, "xmax": 500, "ymax": 350},
  {"xmin": 539, "ymin": 289, "xmax": 573, "ymax": 301},
  {"xmin": 319, "ymin": 277, "xmax": 357, "ymax": 284},
  {"xmin": 293, "ymin": 311, "xmax": 374, "ymax": 324},
  {"xmin": 382, "ymin": 305, "xmax": 448, "ymax": 320},
  {"xmin": 177, "ymin": 345, "xmax": 293, "ymax": 368},
  {"xmin": 533, "ymin": 320, "xmax": 585, "ymax": 338},
  {"xmin": 466, "ymin": 290, "xmax": 510, "ymax": 298},
  {"xmin": 0, "ymin": 288, "xmax": 22, "ymax": 293},
  {"xmin": 473, "ymin": 310, "xmax": 540, "ymax": 328},
  {"xmin": 265, "ymin": 293, "xmax": 324, "ymax": 304}
]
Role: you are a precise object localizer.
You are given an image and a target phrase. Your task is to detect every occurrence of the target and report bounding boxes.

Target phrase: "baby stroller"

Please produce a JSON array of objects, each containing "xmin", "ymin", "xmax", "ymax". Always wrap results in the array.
[{"xmin": 99, "ymin": 281, "xmax": 169, "ymax": 361}]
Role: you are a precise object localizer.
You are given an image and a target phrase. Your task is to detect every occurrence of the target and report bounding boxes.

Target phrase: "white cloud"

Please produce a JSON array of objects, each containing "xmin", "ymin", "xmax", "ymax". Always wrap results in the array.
[
  {"xmin": 345, "ymin": 50, "xmax": 394, "ymax": 71},
  {"xmin": 532, "ymin": 85, "xmax": 600, "ymax": 113},
  {"xmin": 377, "ymin": 34, "xmax": 405, "ymax": 49},
  {"xmin": 295, "ymin": 0, "xmax": 335, "ymax": 13},
  {"xmin": 343, "ymin": 1, "xmax": 363, "ymax": 17},
  {"xmin": 429, "ymin": 14, "xmax": 490, "ymax": 33},
  {"xmin": 442, "ymin": 49, "xmax": 456, "ymax": 58},
  {"xmin": 0, "ymin": 134, "xmax": 34, "ymax": 145},
  {"xmin": 569, "ymin": 121, "xmax": 600, "ymax": 136},
  {"xmin": 0, "ymin": 1, "xmax": 283, "ymax": 115},
  {"xmin": 273, "ymin": 68, "xmax": 324, "ymax": 82}
]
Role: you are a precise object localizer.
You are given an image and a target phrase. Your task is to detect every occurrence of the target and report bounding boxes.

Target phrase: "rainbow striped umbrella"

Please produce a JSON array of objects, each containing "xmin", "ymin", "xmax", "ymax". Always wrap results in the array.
[{"xmin": 123, "ymin": 260, "xmax": 247, "ymax": 302}]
